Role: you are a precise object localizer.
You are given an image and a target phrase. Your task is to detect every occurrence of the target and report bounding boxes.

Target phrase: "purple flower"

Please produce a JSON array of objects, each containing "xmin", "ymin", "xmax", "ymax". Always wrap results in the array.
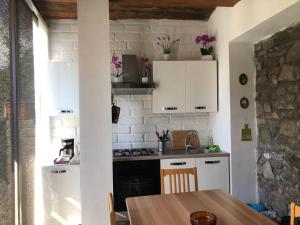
[
  {"xmin": 112, "ymin": 55, "xmax": 118, "ymax": 63},
  {"xmin": 195, "ymin": 34, "xmax": 215, "ymax": 45},
  {"xmin": 209, "ymin": 36, "xmax": 216, "ymax": 42},
  {"xmin": 195, "ymin": 36, "xmax": 202, "ymax": 44}
]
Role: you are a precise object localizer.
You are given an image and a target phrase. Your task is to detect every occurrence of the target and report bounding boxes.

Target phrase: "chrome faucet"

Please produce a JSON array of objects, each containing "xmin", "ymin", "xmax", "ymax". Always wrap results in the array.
[{"xmin": 184, "ymin": 131, "xmax": 198, "ymax": 152}]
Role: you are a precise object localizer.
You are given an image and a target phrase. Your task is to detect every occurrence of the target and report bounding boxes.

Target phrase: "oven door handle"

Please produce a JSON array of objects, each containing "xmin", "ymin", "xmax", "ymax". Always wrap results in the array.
[{"xmin": 170, "ymin": 162, "xmax": 187, "ymax": 166}]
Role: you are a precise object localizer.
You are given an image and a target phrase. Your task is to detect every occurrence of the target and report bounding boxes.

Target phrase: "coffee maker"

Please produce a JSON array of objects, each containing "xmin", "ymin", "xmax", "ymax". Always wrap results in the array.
[{"xmin": 54, "ymin": 138, "xmax": 74, "ymax": 164}]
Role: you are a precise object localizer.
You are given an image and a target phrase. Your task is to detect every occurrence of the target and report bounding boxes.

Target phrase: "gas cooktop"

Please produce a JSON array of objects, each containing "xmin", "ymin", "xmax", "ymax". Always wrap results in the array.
[{"xmin": 113, "ymin": 148, "xmax": 156, "ymax": 157}]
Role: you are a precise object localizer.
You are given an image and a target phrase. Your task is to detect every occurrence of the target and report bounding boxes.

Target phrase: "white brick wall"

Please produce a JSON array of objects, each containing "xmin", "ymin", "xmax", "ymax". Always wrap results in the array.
[
  {"xmin": 49, "ymin": 116, "xmax": 80, "ymax": 154},
  {"xmin": 110, "ymin": 19, "xmax": 207, "ymax": 60},
  {"xmin": 48, "ymin": 19, "xmax": 78, "ymax": 62},
  {"xmin": 48, "ymin": 19, "xmax": 210, "ymax": 150},
  {"xmin": 112, "ymin": 95, "xmax": 209, "ymax": 149}
]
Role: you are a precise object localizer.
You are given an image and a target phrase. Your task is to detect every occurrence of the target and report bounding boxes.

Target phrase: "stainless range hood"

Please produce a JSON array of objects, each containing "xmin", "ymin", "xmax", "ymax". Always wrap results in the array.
[
  {"xmin": 112, "ymin": 82, "xmax": 154, "ymax": 95},
  {"xmin": 111, "ymin": 55, "xmax": 154, "ymax": 95}
]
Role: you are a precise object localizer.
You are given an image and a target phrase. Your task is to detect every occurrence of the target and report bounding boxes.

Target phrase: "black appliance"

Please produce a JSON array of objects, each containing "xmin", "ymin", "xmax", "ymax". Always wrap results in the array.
[
  {"xmin": 54, "ymin": 138, "xmax": 74, "ymax": 164},
  {"xmin": 113, "ymin": 148, "xmax": 160, "ymax": 211}
]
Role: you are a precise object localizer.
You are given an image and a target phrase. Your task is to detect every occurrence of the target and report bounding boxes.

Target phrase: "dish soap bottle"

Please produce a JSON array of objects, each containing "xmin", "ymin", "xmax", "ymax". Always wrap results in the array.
[{"xmin": 207, "ymin": 130, "xmax": 214, "ymax": 146}]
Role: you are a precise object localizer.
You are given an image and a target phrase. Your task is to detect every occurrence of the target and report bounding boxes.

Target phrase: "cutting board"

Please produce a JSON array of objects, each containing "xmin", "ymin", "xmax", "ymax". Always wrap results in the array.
[{"xmin": 171, "ymin": 130, "xmax": 200, "ymax": 150}]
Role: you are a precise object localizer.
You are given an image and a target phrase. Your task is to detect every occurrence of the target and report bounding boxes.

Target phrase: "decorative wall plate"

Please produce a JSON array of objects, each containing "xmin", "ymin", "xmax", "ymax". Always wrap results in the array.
[
  {"xmin": 239, "ymin": 73, "xmax": 248, "ymax": 85},
  {"xmin": 240, "ymin": 97, "xmax": 249, "ymax": 109}
]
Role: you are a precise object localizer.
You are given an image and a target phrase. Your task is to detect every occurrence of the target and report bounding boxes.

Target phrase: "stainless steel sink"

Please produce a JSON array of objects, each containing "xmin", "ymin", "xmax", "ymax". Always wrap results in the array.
[{"xmin": 160, "ymin": 146, "xmax": 209, "ymax": 155}]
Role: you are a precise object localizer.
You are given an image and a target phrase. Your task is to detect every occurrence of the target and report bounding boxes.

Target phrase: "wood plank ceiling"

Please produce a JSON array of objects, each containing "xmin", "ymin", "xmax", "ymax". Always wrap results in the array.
[{"xmin": 32, "ymin": 0, "xmax": 240, "ymax": 21}]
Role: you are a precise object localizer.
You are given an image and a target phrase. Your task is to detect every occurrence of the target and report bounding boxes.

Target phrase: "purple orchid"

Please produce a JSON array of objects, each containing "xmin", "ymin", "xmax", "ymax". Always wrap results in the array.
[
  {"xmin": 140, "ymin": 57, "xmax": 152, "ymax": 77},
  {"xmin": 195, "ymin": 34, "xmax": 216, "ymax": 55},
  {"xmin": 156, "ymin": 35, "xmax": 180, "ymax": 54},
  {"xmin": 111, "ymin": 53, "xmax": 124, "ymax": 77}
]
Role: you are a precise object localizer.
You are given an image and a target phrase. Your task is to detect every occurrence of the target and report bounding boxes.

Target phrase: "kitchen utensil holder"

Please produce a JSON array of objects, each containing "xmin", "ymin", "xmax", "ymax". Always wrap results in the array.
[{"xmin": 158, "ymin": 140, "xmax": 168, "ymax": 152}]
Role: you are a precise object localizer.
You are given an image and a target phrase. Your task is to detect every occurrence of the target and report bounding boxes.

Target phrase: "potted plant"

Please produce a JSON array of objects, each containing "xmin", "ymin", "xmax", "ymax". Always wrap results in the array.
[
  {"xmin": 140, "ymin": 57, "xmax": 152, "ymax": 83},
  {"xmin": 157, "ymin": 35, "xmax": 180, "ymax": 60},
  {"xmin": 195, "ymin": 35, "xmax": 215, "ymax": 60},
  {"xmin": 111, "ymin": 53, "xmax": 124, "ymax": 82}
]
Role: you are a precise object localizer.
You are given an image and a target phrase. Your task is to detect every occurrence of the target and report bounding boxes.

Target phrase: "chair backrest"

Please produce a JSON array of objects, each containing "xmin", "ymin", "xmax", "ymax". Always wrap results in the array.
[
  {"xmin": 108, "ymin": 193, "xmax": 116, "ymax": 225},
  {"xmin": 160, "ymin": 167, "xmax": 198, "ymax": 194},
  {"xmin": 291, "ymin": 202, "xmax": 300, "ymax": 225}
]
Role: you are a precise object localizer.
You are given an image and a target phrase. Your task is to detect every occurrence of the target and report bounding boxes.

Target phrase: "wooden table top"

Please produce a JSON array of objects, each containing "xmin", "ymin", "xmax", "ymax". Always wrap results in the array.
[{"xmin": 126, "ymin": 190, "xmax": 277, "ymax": 225}]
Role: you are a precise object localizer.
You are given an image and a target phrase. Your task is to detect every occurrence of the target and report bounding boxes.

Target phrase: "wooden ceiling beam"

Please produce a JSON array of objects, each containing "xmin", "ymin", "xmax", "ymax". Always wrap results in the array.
[
  {"xmin": 109, "ymin": 6, "xmax": 215, "ymax": 20},
  {"xmin": 32, "ymin": 0, "xmax": 240, "ymax": 20},
  {"xmin": 110, "ymin": 0, "xmax": 239, "ymax": 8}
]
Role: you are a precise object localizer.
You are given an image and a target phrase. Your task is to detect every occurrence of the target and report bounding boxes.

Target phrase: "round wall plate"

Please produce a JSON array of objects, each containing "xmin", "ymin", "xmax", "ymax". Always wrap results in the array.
[
  {"xmin": 240, "ymin": 97, "xmax": 249, "ymax": 109},
  {"xmin": 239, "ymin": 73, "xmax": 248, "ymax": 85}
]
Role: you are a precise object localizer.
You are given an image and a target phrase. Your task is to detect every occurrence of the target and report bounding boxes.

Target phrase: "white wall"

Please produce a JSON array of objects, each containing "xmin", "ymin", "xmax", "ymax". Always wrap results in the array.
[
  {"xmin": 110, "ymin": 20, "xmax": 210, "ymax": 149},
  {"xmin": 110, "ymin": 19, "xmax": 207, "ymax": 60},
  {"xmin": 229, "ymin": 43, "xmax": 257, "ymax": 203},
  {"xmin": 208, "ymin": 0, "xmax": 300, "ymax": 202},
  {"xmin": 48, "ymin": 20, "xmax": 80, "ymax": 159},
  {"xmin": 113, "ymin": 95, "xmax": 209, "ymax": 149},
  {"xmin": 78, "ymin": 1, "xmax": 112, "ymax": 225}
]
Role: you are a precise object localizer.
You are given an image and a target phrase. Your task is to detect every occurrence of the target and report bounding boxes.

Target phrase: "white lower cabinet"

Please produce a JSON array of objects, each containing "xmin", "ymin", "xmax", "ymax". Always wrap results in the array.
[
  {"xmin": 160, "ymin": 156, "xmax": 230, "ymax": 194},
  {"xmin": 196, "ymin": 157, "xmax": 230, "ymax": 193},
  {"xmin": 42, "ymin": 165, "xmax": 81, "ymax": 225},
  {"xmin": 160, "ymin": 158, "xmax": 196, "ymax": 194}
]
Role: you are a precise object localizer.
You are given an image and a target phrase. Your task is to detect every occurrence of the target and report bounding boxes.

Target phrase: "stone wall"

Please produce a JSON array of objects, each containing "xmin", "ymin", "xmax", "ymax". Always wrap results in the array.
[{"xmin": 255, "ymin": 23, "xmax": 300, "ymax": 218}]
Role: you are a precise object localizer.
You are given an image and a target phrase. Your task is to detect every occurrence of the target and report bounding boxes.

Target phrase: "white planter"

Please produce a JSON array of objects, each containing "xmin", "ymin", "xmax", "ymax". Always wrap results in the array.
[
  {"xmin": 163, "ymin": 54, "xmax": 171, "ymax": 61},
  {"xmin": 201, "ymin": 55, "xmax": 213, "ymax": 60},
  {"xmin": 142, "ymin": 77, "xmax": 149, "ymax": 84},
  {"xmin": 112, "ymin": 76, "xmax": 122, "ymax": 83}
]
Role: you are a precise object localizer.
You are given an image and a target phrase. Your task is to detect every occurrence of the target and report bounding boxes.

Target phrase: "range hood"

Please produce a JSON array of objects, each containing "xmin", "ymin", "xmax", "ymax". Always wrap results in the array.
[
  {"xmin": 111, "ymin": 55, "xmax": 154, "ymax": 95},
  {"xmin": 112, "ymin": 82, "xmax": 154, "ymax": 95}
]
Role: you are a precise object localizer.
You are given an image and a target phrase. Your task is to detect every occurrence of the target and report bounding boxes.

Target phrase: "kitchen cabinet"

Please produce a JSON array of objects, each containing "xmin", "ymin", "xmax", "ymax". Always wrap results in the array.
[
  {"xmin": 152, "ymin": 61, "xmax": 217, "ymax": 113},
  {"xmin": 186, "ymin": 61, "xmax": 217, "ymax": 112},
  {"xmin": 42, "ymin": 165, "xmax": 81, "ymax": 225},
  {"xmin": 160, "ymin": 158, "xmax": 196, "ymax": 194},
  {"xmin": 196, "ymin": 157, "xmax": 230, "ymax": 193},
  {"xmin": 47, "ymin": 62, "xmax": 79, "ymax": 116},
  {"xmin": 152, "ymin": 61, "xmax": 186, "ymax": 113},
  {"xmin": 160, "ymin": 156, "xmax": 230, "ymax": 194}
]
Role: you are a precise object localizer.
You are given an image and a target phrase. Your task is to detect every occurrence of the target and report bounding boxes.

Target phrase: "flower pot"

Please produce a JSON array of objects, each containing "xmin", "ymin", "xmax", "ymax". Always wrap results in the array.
[
  {"xmin": 201, "ymin": 55, "xmax": 213, "ymax": 60},
  {"xmin": 142, "ymin": 77, "xmax": 149, "ymax": 84},
  {"xmin": 112, "ymin": 76, "xmax": 123, "ymax": 83},
  {"xmin": 163, "ymin": 54, "xmax": 171, "ymax": 61}
]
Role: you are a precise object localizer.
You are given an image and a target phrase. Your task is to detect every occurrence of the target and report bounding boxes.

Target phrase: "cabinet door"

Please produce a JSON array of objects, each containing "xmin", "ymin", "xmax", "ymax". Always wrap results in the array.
[
  {"xmin": 42, "ymin": 165, "xmax": 81, "ymax": 225},
  {"xmin": 196, "ymin": 157, "xmax": 229, "ymax": 193},
  {"xmin": 160, "ymin": 158, "xmax": 196, "ymax": 194},
  {"xmin": 186, "ymin": 61, "xmax": 217, "ymax": 112},
  {"xmin": 153, "ymin": 61, "xmax": 186, "ymax": 113},
  {"xmin": 47, "ymin": 62, "xmax": 79, "ymax": 116}
]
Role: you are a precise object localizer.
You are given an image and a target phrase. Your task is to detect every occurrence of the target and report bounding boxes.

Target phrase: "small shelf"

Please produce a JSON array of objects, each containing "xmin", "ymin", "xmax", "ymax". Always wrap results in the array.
[{"xmin": 112, "ymin": 82, "xmax": 154, "ymax": 95}]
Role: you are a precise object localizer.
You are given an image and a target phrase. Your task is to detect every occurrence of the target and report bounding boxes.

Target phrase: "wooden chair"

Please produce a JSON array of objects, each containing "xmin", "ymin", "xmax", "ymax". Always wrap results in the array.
[
  {"xmin": 291, "ymin": 202, "xmax": 300, "ymax": 225},
  {"xmin": 108, "ymin": 193, "xmax": 116, "ymax": 225},
  {"xmin": 160, "ymin": 167, "xmax": 198, "ymax": 194}
]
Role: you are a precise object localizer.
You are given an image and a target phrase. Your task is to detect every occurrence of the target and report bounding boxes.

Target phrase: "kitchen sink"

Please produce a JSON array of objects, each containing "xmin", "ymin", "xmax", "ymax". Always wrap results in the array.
[{"xmin": 161, "ymin": 147, "xmax": 209, "ymax": 155}]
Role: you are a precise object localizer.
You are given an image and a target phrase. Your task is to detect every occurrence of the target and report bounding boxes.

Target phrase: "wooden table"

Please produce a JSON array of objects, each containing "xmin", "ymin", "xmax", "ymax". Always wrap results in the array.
[{"xmin": 126, "ymin": 190, "xmax": 277, "ymax": 225}]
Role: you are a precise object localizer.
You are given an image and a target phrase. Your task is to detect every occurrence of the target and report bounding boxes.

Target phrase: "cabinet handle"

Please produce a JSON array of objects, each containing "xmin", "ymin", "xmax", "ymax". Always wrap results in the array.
[
  {"xmin": 205, "ymin": 160, "xmax": 220, "ymax": 164},
  {"xmin": 195, "ymin": 106, "xmax": 206, "ymax": 110},
  {"xmin": 170, "ymin": 162, "xmax": 187, "ymax": 166},
  {"xmin": 60, "ymin": 110, "xmax": 73, "ymax": 114},
  {"xmin": 163, "ymin": 107, "xmax": 178, "ymax": 111},
  {"xmin": 51, "ymin": 169, "xmax": 67, "ymax": 173}
]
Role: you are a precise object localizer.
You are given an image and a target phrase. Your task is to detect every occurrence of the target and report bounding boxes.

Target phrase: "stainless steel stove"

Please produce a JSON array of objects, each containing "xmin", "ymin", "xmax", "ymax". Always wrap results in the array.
[{"xmin": 113, "ymin": 148, "xmax": 156, "ymax": 157}]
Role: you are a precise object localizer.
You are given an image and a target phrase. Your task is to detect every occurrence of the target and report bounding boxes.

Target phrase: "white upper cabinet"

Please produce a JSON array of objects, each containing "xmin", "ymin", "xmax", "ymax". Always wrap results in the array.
[
  {"xmin": 153, "ymin": 61, "xmax": 217, "ymax": 113},
  {"xmin": 186, "ymin": 61, "xmax": 217, "ymax": 113},
  {"xmin": 47, "ymin": 62, "xmax": 79, "ymax": 116},
  {"xmin": 153, "ymin": 61, "xmax": 186, "ymax": 113}
]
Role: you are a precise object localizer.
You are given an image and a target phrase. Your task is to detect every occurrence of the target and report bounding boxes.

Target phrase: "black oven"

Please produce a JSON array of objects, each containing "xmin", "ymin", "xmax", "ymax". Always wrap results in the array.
[{"xmin": 113, "ymin": 159, "xmax": 161, "ymax": 211}]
